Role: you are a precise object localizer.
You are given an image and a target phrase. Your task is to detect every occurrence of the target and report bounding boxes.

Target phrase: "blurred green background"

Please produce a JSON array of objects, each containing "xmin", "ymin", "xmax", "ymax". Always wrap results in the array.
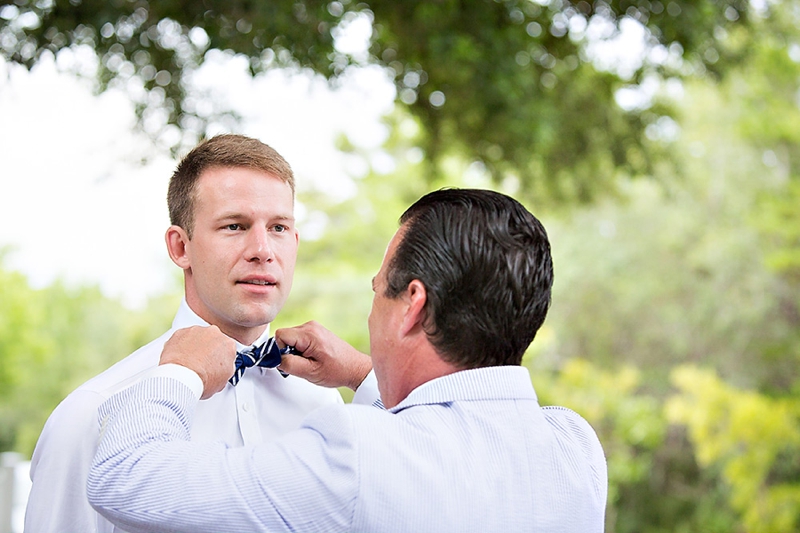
[{"xmin": 2, "ymin": 1, "xmax": 800, "ymax": 531}]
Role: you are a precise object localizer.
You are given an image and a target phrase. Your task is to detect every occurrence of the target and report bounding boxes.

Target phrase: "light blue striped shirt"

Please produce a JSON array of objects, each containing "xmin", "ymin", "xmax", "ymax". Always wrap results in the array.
[{"xmin": 88, "ymin": 365, "xmax": 607, "ymax": 533}]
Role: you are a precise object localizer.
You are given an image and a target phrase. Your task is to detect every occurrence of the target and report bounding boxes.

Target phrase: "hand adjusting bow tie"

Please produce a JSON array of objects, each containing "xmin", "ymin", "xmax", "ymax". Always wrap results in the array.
[{"xmin": 229, "ymin": 337, "xmax": 300, "ymax": 386}]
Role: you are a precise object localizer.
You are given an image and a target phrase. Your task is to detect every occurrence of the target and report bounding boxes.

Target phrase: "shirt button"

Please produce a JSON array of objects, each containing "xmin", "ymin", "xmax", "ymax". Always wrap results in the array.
[{"xmin": 242, "ymin": 402, "xmax": 250, "ymax": 412}]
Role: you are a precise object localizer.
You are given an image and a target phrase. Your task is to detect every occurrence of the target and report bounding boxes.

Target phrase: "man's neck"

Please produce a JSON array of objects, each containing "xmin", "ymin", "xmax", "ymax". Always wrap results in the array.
[
  {"xmin": 227, "ymin": 325, "xmax": 270, "ymax": 347},
  {"xmin": 182, "ymin": 298, "xmax": 268, "ymax": 346},
  {"xmin": 379, "ymin": 344, "xmax": 461, "ymax": 409}
]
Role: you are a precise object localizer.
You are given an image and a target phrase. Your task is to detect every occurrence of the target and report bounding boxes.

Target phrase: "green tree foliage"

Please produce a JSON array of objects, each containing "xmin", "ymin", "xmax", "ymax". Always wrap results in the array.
[
  {"xmin": 650, "ymin": 6, "xmax": 800, "ymax": 529},
  {"xmin": 0, "ymin": 0, "xmax": 770, "ymax": 201},
  {"xmin": 728, "ymin": 0, "xmax": 800, "ymax": 303},
  {"xmin": 539, "ymin": 75, "xmax": 800, "ymax": 393},
  {"xmin": 0, "ymin": 255, "xmax": 180, "ymax": 455},
  {"xmin": 667, "ymin": 366, "xmax": 800, "ymax": 533}
]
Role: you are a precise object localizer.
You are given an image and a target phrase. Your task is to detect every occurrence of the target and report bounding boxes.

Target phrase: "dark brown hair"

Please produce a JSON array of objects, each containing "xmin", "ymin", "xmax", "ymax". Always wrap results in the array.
[{"xmin": 386, "ymin": 188, "xmax": 553, "ymax": 368}]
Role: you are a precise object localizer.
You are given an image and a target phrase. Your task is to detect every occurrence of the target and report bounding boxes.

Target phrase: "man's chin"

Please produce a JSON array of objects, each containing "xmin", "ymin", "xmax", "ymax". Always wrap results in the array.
[
  {"xmin": 239, "ymin": 318, "xmax": 275, "ymax": 329},
  {"xmin": 230, "ymin": 298, "xmax": 284, "ymax": 325},
  {"xmin": 237, "ymin": 308, "xmax": 280, "ymax": 329}
]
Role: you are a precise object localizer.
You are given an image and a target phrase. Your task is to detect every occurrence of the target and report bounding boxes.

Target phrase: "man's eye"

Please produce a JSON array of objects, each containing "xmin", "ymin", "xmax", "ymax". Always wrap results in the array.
[
  {"xmin": 273, "ymin": 224, "xmax": 287, "ymax": 233},
  {"xmin": 226, "ymin": 224, "xmax": 241, "ymax": 231}
]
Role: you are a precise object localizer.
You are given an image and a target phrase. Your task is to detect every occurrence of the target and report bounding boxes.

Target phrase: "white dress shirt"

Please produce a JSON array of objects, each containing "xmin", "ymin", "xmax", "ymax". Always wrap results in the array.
[
  {"xmin": 24, "ymin": 300, "xmax": 343, "ymax": 533},
  {"xmin": 88, "ymin": 364, "xmax": 608, "ymax": 533}
]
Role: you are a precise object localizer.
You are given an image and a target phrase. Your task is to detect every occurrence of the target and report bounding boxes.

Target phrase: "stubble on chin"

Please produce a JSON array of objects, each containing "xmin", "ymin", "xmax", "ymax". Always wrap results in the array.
[{"xmin": 230, "ymin": 300, "xmax": 280, "ymax": 330}]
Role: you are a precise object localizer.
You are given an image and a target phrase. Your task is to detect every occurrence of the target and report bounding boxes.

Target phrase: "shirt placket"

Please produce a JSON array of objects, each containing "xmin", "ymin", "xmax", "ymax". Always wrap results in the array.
[{"xmin": 233, "ymin": 376, "xmax": 264, "ymax": 446}]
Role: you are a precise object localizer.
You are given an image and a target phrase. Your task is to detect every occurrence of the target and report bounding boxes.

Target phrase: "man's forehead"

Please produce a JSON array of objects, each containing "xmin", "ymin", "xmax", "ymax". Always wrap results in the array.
[
  {"xmin": 197, "ymin": 165, "xmax": 289, "ymax": 183},
  {"xmin": 193, "ymin": 167, "xmax": 294, "ymax": 203}
]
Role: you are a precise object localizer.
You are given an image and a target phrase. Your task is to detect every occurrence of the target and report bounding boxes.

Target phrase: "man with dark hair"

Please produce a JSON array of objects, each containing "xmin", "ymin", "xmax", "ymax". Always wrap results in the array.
[
  {"xmin": 87, "ymin": 188, "xmax": 607, "ymax": 533},
  {"xmin": 384, "ymin": 188, "xmax": 553, "ymax": 368},
  {"xmin": 24, "ymin": 134, "xmax": 344, "ymax": 533}
]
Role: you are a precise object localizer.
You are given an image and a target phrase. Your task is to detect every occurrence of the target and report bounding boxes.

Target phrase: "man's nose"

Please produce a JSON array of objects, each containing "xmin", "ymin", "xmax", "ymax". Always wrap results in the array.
[{"xmin": 244, "ymin": 226, "xmax": 274, "ymax": 262}]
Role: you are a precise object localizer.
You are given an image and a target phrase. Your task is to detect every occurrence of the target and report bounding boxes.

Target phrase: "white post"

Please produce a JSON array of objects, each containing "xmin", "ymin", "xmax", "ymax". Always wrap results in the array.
[{"xmin": 0, "ymin": 453, "xmax": 23, "ymax": 533}]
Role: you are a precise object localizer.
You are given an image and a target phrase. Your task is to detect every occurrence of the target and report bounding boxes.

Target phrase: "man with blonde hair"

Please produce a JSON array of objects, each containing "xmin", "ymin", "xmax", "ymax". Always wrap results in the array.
[{"xmin": 25, "ymin": 134, "xmax": 344, "ymax": 533}]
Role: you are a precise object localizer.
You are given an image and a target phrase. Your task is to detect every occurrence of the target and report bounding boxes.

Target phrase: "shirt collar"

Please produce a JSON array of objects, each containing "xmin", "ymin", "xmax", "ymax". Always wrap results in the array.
[
  {"xmin": 172, "ymin": 298, "xmax": 208, "ymax": 330},
  {"xmin": 389, "ymin": 365, "xmax": 538, "ymax": 414}
]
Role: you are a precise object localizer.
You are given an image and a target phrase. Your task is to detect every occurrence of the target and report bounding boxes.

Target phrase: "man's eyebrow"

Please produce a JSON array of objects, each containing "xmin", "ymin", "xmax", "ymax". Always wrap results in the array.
[
  {"xmin": 215, "ymin": 212, "xmax": 246, "ymax": 221},
  {"xmin": 215, "ymin": 212, "xmax": 295, "ymax": 221}
]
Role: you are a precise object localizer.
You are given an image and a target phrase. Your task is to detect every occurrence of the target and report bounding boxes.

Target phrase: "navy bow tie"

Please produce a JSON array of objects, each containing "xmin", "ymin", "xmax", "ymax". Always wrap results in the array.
[{"xmin": 229, "ymin": 337, "xmax": 300, "ymax": 386}]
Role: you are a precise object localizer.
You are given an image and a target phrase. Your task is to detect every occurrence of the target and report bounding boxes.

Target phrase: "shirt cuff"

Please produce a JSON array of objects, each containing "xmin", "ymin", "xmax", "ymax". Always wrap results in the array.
[
  {"xmin": 146, "ymin": 364, "xmax": 205, "ymax": 400},
  {"xmin": 351, "ymin": 369, "xmax": 381, "ymax": 406},
  {"xmin": 99, "ymin": 362, "xmax": 205, "ymax": 402}
]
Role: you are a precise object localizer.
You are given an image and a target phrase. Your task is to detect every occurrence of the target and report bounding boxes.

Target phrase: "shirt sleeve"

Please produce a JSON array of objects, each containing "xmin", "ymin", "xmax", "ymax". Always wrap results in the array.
[
  {"xmin": 88, "ymin": 375, "xmax": 359, "ymax": 533},
  {"xmin": 541, "ymin": 406, "xmax": 608, "ymax": 513},
  {"xmin": 24, "ymin": 390, "xmax": 104, "ymax": 533}
]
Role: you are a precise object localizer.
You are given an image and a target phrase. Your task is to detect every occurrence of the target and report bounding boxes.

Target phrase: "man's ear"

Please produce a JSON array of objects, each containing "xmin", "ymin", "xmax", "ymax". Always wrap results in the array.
[
  {"xmin": 400, "ymin": 279, "xmax": 427, "ymax": 336},
  {"xmin": 165, "ymin": 225, "xmax": 191, "ymax": 269}
]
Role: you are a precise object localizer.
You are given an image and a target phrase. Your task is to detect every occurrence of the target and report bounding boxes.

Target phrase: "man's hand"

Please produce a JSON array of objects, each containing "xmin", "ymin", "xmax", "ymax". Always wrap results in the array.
[
  {"xmin": 160, "ymin": 326, "xmax": 236, "ymax": 399},
  {"xmin": 275, "ymin": 321, "xmax": 372, "ymax": 391}
]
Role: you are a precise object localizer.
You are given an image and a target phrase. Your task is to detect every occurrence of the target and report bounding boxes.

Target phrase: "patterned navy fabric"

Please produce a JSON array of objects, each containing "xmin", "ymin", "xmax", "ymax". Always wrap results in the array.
[{"xmin": 229, "ymin": 338, "xmax": 299, "ymax": 385}]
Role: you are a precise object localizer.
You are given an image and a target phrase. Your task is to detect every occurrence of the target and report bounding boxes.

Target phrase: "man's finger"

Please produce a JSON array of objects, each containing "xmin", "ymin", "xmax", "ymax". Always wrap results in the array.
[
  {"xmin": 277, "ymin": 352, "xmax": 316, "ymax": 377},
  {"xmin": 274, "ymin": 327, "xmax": 310, "ymax": 353}
]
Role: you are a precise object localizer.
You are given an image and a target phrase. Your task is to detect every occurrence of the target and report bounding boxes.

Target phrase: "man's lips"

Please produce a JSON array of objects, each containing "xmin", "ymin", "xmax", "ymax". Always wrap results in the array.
[{"xmin": 236, "ymin": 277, "xmax": 278, "ymax": 287}]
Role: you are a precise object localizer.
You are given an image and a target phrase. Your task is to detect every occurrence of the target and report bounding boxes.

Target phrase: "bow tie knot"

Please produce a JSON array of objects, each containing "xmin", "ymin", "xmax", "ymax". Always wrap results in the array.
[{"xmin": 229, "ymin": 337, "xmax": 298, "ymax": 386}]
